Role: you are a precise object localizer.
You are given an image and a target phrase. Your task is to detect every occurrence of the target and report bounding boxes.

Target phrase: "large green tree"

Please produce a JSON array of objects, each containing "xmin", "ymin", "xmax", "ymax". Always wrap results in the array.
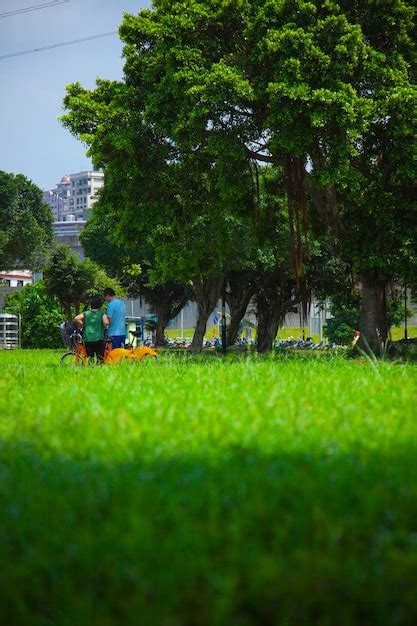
[
  {"xmin": 62, "ymin": 80, "xmax": 256, "ymax": 352},
  {"xmin": 117, "ymin": 0, "xmax": 417, "ymax": 354},
  {"xmin": 62, "ymin": 0, "xmax": 416, "ymax": 353},
  {"xmin": 0, "ymin": 171, "xmax": 53, "ymax": 271}
]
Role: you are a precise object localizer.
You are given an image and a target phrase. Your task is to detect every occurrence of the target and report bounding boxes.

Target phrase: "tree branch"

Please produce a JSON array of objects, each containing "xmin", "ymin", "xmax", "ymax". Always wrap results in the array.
[{"xmin": 245, "ymin": 147, "xmax": 276, "ymax": 164}]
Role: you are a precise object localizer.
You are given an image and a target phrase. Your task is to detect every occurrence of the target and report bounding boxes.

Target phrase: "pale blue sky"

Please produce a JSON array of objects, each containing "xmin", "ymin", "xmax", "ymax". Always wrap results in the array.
[{"xmin": 0, "ymin": 0, "xmax": 149, "ymax": 190}]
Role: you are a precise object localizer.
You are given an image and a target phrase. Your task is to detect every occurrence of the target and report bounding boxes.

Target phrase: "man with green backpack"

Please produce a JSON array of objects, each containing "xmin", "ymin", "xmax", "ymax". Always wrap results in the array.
[{"xmin": 74, "ymin": 296, "xmax": 109, "ymax": 362}]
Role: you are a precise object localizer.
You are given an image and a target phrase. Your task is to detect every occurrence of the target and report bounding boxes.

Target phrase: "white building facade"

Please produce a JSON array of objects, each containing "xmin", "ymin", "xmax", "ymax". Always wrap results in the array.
[
  {"xmin": 0, "ymin": 271, "xmax": 34, "ymax": 311},
  {"xmin": 0, "ymin": 270, "xmax": 33, "ymax": 289},
  {"xmin": 44, "ymin": 170, "xmax": 104, "ymax": 221}
]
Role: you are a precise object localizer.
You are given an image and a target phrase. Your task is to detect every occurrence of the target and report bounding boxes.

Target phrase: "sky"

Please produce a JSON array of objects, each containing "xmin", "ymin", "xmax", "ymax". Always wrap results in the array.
[{"xmin": 0, "ymin": 0, "xmax": 150, "ymax": 190}]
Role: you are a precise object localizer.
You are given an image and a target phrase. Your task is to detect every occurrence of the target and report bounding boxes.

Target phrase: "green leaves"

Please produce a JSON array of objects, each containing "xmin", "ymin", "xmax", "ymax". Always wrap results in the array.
[
  {"xmin": 60, "ymin": 0, "xmax": 417, "ymax": 348},
  {"xmin": 43, "ymin": 246, "xmax": 124, "ymax": 318},
  {"xmin": 3, "ymin": 282, "xmax": 64, "ymax": 349},
  {"xmin": 0, "ymin": 172, "xmax": 53, "ymax": 271}
]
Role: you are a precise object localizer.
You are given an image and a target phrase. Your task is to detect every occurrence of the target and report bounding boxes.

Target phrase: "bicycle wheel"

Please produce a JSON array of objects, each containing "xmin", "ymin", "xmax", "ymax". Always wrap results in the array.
[
  {"xmin": 60, "ymin": 352, "xmax": 75, "ymax": 367},
  {"xmin": 60, "ymin": 351, "xmax": 87, "ymax": 368}
]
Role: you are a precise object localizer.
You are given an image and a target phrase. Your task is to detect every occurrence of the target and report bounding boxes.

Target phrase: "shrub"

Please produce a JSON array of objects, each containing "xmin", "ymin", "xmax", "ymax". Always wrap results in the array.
[{"xmin": 3, "ymin": 282, "xmax": 64, "ymax": 348}]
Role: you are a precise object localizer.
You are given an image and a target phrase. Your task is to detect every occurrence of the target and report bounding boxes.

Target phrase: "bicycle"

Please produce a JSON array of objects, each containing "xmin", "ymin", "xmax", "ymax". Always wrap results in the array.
[
  {"xmin": 60, "ymin": 331, "xmax": 113, "ymax": 368},
  {"xmin": 60, "ymin": 328, "xmax": 88, "ymax": 367}
]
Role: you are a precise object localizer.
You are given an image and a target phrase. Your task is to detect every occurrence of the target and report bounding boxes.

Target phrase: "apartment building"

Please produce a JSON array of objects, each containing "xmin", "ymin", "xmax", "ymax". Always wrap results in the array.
[
  {"xmin": 44, "ymin": 170, "xmax": 104, "ymax": 221},
  {"xmin": 67, "ymin": 170, "xmax": 104, "ymax": 220}
]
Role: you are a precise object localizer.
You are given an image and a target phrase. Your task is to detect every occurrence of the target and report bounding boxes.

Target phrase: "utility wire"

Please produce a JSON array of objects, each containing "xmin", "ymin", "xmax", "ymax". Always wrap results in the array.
[
  {"xmin": 0, "ymin": 31, "xmax": 118, "ymax": 60},
  {"xmin": 0, "ymin": 0, "xmax": 69, "ymax": 19}
]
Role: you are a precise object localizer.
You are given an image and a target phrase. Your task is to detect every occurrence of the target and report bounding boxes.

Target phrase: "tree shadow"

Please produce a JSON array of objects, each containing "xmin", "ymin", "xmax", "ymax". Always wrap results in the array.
[{"xmin": 1, "ymin": 441, "xmax": 417, "ymax": 626}]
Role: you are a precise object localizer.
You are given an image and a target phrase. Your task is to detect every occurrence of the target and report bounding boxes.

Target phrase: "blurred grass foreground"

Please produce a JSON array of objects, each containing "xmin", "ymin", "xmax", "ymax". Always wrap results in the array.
[{"xmin": 1, "ymin": 350, "xmax": 417, "ymax": 626}]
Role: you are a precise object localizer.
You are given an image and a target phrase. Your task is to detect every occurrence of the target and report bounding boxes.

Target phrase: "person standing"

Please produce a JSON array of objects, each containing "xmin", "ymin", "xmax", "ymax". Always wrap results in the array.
[
  {"xmin": 104, "ymin": 287, "xmax": 126, "ymax": 348},
  {"xmin": 74, "ymin": 296, "xmax": 109, "ymax": 362}
]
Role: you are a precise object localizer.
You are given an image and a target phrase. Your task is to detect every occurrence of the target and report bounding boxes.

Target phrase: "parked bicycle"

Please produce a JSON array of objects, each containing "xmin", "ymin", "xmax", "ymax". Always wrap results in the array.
[
  {"xmin": 60, "ymin": 322, "xmax": 88, "ymax": 367},
  {"xmin": 59, "ymin": 321, "xmax": 157, "ymax": 367}
]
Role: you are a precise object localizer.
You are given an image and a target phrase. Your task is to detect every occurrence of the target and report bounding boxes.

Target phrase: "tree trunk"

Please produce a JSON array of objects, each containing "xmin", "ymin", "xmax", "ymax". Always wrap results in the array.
[
  {"xmin": 306, "ymin": 157, "xmax": 345, "ymax": 235},
  {"xmin": 256, "ymin": 296, "xmax": 285, "ymax": 353},
  {"xmin": 153, "ymin": 304, "xmax": 168, "ymax": 347},
  {"xmin": 360, "ymin": 270, "xmax": 389, "ymax": 356},
  {"xmin": 145, "ymin": 281, "xmax": 191, "ymax": 347},
  {"xmin": 192, "ymin": 315, "xmax": 209, "ymax": 353},
  {"xmin": 227, "ymin": 305, "xmax": 248, "ymax": 347},
  {"xmin": 64, "ymin": 304, "xmax": 73, "ymax": 321},
  {"xmin": 255, "ymin": 273, "xmax": 299, "ymax": 353},
  {"xmin": 190, "ymin": 275, "xmax": 224, "ymax": 353},
  {"xmin": 225, "ymin": 273, "xmax": 256, "ymax": 347}
]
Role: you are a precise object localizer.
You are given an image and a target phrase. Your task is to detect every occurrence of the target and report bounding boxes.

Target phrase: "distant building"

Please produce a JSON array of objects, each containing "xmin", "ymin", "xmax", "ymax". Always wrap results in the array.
[
  {"xmin": 44, "ymin": 170, "xmax": 104, "ymax": 222},
  {"xmin": 43, "ymin": 170, "xmax": 104, "ymax": 258},
  {"xmin": 43, "ymin": 175, "xmax": 71, "ymax": 221},
  {"xmin": 0, "ymin": 270, "xmax": 33, "ymax": 310},
  {"xmin": 67, "ymin": 170, "xmax": 104, "ymax": 220},
  {"xmin": 53, "ymin": 218, "xmax": 87, "ymax": 260}
]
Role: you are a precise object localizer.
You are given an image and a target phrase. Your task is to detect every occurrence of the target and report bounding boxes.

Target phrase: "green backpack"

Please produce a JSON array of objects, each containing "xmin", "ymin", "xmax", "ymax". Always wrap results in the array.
[{"xmin": 83, "ymin": 310, "xmax": 104, "ymax": 342}]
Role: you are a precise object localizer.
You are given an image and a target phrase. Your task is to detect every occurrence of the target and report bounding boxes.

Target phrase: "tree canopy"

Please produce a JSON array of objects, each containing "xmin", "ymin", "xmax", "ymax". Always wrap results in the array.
[
  {"xmin": 43, "ymin": 246, "xmax": 124, "ymax": 319},
  {"xmin": 0, "ymin": 171, "xmax": 53, "ymax": 271},
  {"xmin": 61, "ymin": 0, "xmax": 417, "ymax": 353}
]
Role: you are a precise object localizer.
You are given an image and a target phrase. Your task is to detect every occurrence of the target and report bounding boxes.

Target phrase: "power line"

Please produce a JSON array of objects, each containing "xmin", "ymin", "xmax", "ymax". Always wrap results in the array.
[
  {"xmin": 0, "ymin": 0, "xmax": 70, "ymax": 19},
  {"xmin": 0, "ymin": 31, "xmax": 118, "ymax": 60}
]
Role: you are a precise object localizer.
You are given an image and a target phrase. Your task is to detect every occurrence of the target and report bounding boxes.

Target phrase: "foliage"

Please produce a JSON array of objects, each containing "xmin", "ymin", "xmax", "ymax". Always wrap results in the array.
[
  {"xmin": 116, "ymin": 0, "xmax": 416, "ymax": 240},
  {"xmin": 63, "ymin": 80, "xmax": 255, "ymax": 286},
  {"xmin": 0, "ymin": 171, "xmax": 53, "ymax": 271},
  {"xmin": 80, "ymin": 200, "xmax": 191, "ymax": 344},
  {"xmin": 62, "ymin": 76, "xmax": 259, "ymax": 351},
  {"xmin": 1, "ymin": 351, "xmax": 417, "ymax": 624},
  {"xmin": 117, "ymin": 0, "xmax": 417, "ymax": 346},
  {"xmin": 43, "ymin": 246, "xmax": 124, "ymax": 318},
  {"xmin": 325, "ymin": 316, "xmax": 359, "ymax": 347},
  {"xmin": 60, "ymin": 0, "xmax": 417, "ymax": 352},
  {"xmin": 324, "ymin": 285, "xmax": 412, "ymax": 345},
  {"xmin": 3, "ymin": 282, "xmax": 64, "ymax": 348},
  {"xmin": 43, "ymin": 246, "xmax": 91, "ymax": 318}
]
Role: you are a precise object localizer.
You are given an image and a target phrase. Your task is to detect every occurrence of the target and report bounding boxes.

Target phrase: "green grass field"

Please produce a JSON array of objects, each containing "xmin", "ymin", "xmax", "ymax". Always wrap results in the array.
[{"xmin": 1, "ymin": 349, "xmax": 417, "ymax": 625}]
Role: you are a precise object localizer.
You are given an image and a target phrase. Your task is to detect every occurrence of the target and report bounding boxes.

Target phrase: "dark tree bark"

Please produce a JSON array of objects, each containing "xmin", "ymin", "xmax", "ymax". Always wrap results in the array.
[
  {"xmin": 191, "ymin": 275, "xmax": 224, "ymax": 353},
  {"xmin": 225, "ymin": 271, "xmax": 257, "ymax": 347},
  {"xmin": 255, "ymin": 272, "xmax": 299, "ymax": 353},
  {"xmin": 286, "ymin": 154, "xmax": 308, "ymax": 282},
  {"xmin": 305, "ymin": 156, "xmax": 345, "ymax": 236},
  {"xmin": 256, "ymin": 298, "xmax": 287, "ymax": 353},
  {"xmin": 153, "ymin": 304, "xmax": 168, "ymax": 346},
  {"xmin": 304, "ymin": 178, "xmax": 345, "ymax": 235},
  {"xmin": 359, "ymin": 270, "xmax": 389, "ymax": 356}
]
